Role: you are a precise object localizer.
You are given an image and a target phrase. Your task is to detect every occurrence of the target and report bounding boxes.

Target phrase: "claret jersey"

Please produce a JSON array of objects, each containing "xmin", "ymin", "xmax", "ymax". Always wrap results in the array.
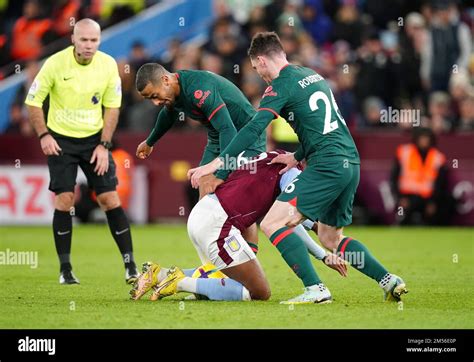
[{"xmin": 215, "ymin": 150, "xmax": 291, "ymax": 232}]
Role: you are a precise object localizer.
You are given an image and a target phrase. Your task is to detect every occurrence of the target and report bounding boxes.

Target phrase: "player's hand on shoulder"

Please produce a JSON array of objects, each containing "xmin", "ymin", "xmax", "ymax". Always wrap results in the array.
[
  {"xmin": 136, "ymin": 140, "xmax": 153, "ymax": 160},
  {"xmin": 90, "ymin": 144, "xmax": 109, "ymax": 176},
  {"xmin": 40, "ymin": 134, "xmax": 62, "ymax": 156},
  {"xmin": 323, "ymin": 253, "xmax": 348, "ymax": 277},
  {"xmin": 188, "ymin": 158, "xmax": 223, "ymax": 189},
  {"xmin": 199, "ymin": 174, "xmax": 224, "ymax": 196},
  {"xmin": 270, "ymin": 152, "xmax": 298, "ymax": 174}
]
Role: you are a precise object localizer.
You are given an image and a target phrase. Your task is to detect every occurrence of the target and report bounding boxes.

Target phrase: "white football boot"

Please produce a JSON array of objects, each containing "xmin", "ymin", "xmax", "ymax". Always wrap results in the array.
[
  {"xmin": 280, "ymin": 283, "xmax": 332, "ymax": 304},
  {"xmin": 380, "ymin": 273, "xmax": 408, "ymax": 302}
]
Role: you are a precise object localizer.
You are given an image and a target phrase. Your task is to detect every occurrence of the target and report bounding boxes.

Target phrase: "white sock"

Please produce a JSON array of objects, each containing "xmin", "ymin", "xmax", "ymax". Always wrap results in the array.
[
  {"xmin": 242, "ymin": 286, "xmax": 251, "ymax": 301},
  {"xmin": 157, "ymin": 268, "xmax": 168, "ymax": 283},
  {"xmin": 294, "ymin": 224, "xmax": 326, "ymax": 260},
  {"xmin": 379, "ymin": 273, "xmax": 392, "ymax": 290},
  {"xmin": 177, "ymin": 277, "xmax": 198, "ymax": 293}
]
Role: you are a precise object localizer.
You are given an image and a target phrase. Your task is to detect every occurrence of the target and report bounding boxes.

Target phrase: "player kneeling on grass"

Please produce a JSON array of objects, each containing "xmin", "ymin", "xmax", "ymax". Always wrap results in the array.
[{"xmin": 130, "ymin": 151, "xmax": 347, "ymax": 302}]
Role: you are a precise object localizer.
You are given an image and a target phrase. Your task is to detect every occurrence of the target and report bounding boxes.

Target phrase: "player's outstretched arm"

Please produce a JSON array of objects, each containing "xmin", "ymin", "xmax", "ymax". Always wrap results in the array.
[
  {"xmin": 136, "ymin": 107, "xmax": 179, "ymax": 160},
  {"xmin": 136, "ymin": 141, "xmax": 154, "ymax": 160}
]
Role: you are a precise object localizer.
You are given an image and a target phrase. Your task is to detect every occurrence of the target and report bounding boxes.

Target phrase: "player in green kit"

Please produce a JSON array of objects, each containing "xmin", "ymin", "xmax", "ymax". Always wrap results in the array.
[
  {"xmin": 134, "ymin": 63, "xmax": 266, "ymax": 249},
  {"xmin": 189, "ymin": 32, "xmax": 407, "ymax": 304}
]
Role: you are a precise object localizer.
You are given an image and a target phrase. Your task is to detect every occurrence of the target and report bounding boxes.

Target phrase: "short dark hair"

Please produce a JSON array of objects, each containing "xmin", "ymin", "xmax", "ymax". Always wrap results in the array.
[
  {"xmin": 135, "ymin": 63, "xmax": 168, "ymax": 92},
  {"xmin": 248, "ymin": 31, "xmax": 285, "ymax": 58}
]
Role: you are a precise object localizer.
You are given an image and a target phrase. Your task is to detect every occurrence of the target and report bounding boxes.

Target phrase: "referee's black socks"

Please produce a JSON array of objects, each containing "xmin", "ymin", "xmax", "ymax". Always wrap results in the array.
[
  {"xmin": 53, "ymin": 209, "xmax": 73, "ymax": 272},
  {"xmin": 105, "ymin": 206, "xmax": 136, "ymax": 269}
]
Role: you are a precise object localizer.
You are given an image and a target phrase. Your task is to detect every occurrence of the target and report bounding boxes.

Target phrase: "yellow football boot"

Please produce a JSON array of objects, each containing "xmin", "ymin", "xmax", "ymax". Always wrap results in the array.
[
  {"xmin": 150, "ymin": 266, "xmax": 185, "ymax": 301},
  {"xmin": 129, "ymin": 262, "xmax": 161, "ymax": 300}
]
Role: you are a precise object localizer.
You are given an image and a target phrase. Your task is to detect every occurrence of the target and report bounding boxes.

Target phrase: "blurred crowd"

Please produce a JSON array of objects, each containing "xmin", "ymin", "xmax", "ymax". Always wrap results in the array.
[{"xmin": 4, "ymin": 0, "xmax": 474, "ymax": 137}]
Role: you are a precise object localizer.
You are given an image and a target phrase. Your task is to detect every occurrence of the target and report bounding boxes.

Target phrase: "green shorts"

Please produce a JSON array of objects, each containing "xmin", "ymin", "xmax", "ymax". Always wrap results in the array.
[{"xmin": 278, "ymin": 160, "xmax": 360, "ymax": 227}]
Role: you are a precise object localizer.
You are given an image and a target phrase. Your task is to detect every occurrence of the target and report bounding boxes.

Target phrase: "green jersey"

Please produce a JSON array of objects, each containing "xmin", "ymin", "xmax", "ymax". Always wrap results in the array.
[
  {"xmin": 220, "ymin": 64, "xmax": 360, "ymax": 167},
  {"xmin": 146, "ymin": 70, "xmax": 266, "ymax": 164}
]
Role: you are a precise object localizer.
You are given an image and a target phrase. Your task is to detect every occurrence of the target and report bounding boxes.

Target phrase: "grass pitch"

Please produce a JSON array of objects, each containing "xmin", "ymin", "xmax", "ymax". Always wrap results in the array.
[{"xmin": 0, "ymin": 225, "xmax": 473, "ymax": 329}]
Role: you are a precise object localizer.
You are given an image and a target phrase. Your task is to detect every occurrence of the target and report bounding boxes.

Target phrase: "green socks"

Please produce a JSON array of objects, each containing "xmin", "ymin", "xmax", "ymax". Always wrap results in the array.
[
  {"xmin": 247, "ymin": 242, "xmax": 258, "ymax": 255},
  {"xmin": 269, "ymin": 227, "xmax": 321, "ymax": 287},
  {"xmin": 337, "ymin": 237, "xmax": 389, "ymax": 282}
]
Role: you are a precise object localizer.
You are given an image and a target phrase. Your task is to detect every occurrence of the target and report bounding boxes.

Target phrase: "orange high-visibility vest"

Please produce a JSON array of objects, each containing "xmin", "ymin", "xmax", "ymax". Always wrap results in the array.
[
  {"xmin": 11, "ymin": 17, "xmax": 53, "ymax": 60},
  {"xmin": 91, "ymin": 149, "xmax": 134, "ymax": 210},
  {"xmin": 396, "ymin": 144, "xmax": 446, "ymax": 198},
  {"xmin": 112, "ymin": 149, "xmax": 134, "ymax": 210},
  {"xmin": 53, "ymin": 0, "xmax": 80, "ymax": 36}
]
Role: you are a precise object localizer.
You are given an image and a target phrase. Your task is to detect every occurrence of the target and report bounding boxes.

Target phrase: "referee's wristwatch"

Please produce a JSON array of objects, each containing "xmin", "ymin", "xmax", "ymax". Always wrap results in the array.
[{"xmin": 99, "ymin": 140, "xmax": 113, "ymax": 150}]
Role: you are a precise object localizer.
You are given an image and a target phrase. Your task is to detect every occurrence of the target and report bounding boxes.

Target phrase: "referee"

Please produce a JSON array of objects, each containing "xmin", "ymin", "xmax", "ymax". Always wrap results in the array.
[{"xmin": 25, "ymin": 18, "xmax": 138, "ymax": 284}]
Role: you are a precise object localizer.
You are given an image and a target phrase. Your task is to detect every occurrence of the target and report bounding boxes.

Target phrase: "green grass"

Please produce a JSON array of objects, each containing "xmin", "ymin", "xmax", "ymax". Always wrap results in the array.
[{"xmin": 0, "ymin": 225, "xmax": 473, "ymax": 329}]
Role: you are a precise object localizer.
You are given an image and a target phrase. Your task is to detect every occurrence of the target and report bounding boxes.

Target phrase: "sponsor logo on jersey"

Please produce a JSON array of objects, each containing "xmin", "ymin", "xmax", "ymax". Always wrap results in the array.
[
  {"xmin": 262, "ymin": 86, "xmax": 277, "ymax": 98},
  {"xmin": 194, "ymin": 89, "xmax": 203, "ymax": 99},
  {"xmin": 196, "ymin": 90, "xmax": 211, "ymax": 108}
]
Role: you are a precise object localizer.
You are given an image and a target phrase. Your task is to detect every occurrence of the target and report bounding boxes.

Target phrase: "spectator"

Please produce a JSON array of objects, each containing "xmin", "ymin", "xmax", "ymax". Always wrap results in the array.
[
  {"xmin": 390, "ymin": 127, "xmax": 451, "ymax": 225},
  {"xmin": 7, "ymin": 60, "xmax": 40, "ymax": 136},
  {"xmin": 457, "ymin": 95, "xmax": 474, "ymax": 131},
  {"xmin": 10, "ymin": 0, "xmax": 55, "ymax": 61},
  {"xmin": 363, "ymin": 0, "xmax": 404, "ymax": 30},
  {"xmin": 275, "ymin": 0, "xmax": 304, "ymax": 35},
  {"xmin": 333, "ymin": 66, "xmax": 357, "ymax": 128},
  {"xmin": 200, "ymin": 52, "xmax": 224, "ymax": 74},
  {"xmin": 129, "ymin": 40, "xmax": 152, "ymax": 73},
  {"xmin": 354, "ymin": 31, "xmax": 398, "ymax": 110},
  {"xmin": 424, "ymin": 91, "xmax": 454, "ymax": 133},
  {"xmin": 358, "ymin": 96, "xmax": 387, "ymax": 129},
  {"xmin": 301, "ymin": 0, "xmax": 332, "ymax": 46},
  {"xmin": 240, "ymin": 61, "xmax": 266, "ymax": 107},
  {"xmin": 331, "ymin": 0, "xmax": 368, "ymax": 49},
  {"xmin": 421, "ymin": 0, "xmax": 472, "ymax": 92},
  {"xmin": 160, "ymin": 38, "xmax": 181, "ymax": 71},
  {"xmin": 52, "ymin": 0, "xmax": 80, "ymax": 37},
  {"xmin": 172, "ymin": 44, "xmax": 202, "ymax": 71},
  {"xmin": 399, "ymin": 12, "xmax": 426, "ymax": 102},
  {"xmin": 449, "ymin": 69, "xmax": 473, "ymax": 119}
]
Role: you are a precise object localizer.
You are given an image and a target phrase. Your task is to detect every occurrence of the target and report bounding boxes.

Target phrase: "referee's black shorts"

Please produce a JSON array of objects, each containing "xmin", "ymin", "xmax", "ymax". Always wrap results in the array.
[{"xmin": 47, "ymin": 129, "xmax": 117, "ymax": 195}]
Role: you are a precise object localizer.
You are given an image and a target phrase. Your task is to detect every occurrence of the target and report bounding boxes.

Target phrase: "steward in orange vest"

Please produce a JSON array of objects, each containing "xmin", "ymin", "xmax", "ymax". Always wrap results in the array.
[
  {"xmin": 391, "ymin": 128, "xmax": 450, "ymax": 225},
  {"xmin": 10, "ymin": 0, "xmax": 56, "ymax": 61}
]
